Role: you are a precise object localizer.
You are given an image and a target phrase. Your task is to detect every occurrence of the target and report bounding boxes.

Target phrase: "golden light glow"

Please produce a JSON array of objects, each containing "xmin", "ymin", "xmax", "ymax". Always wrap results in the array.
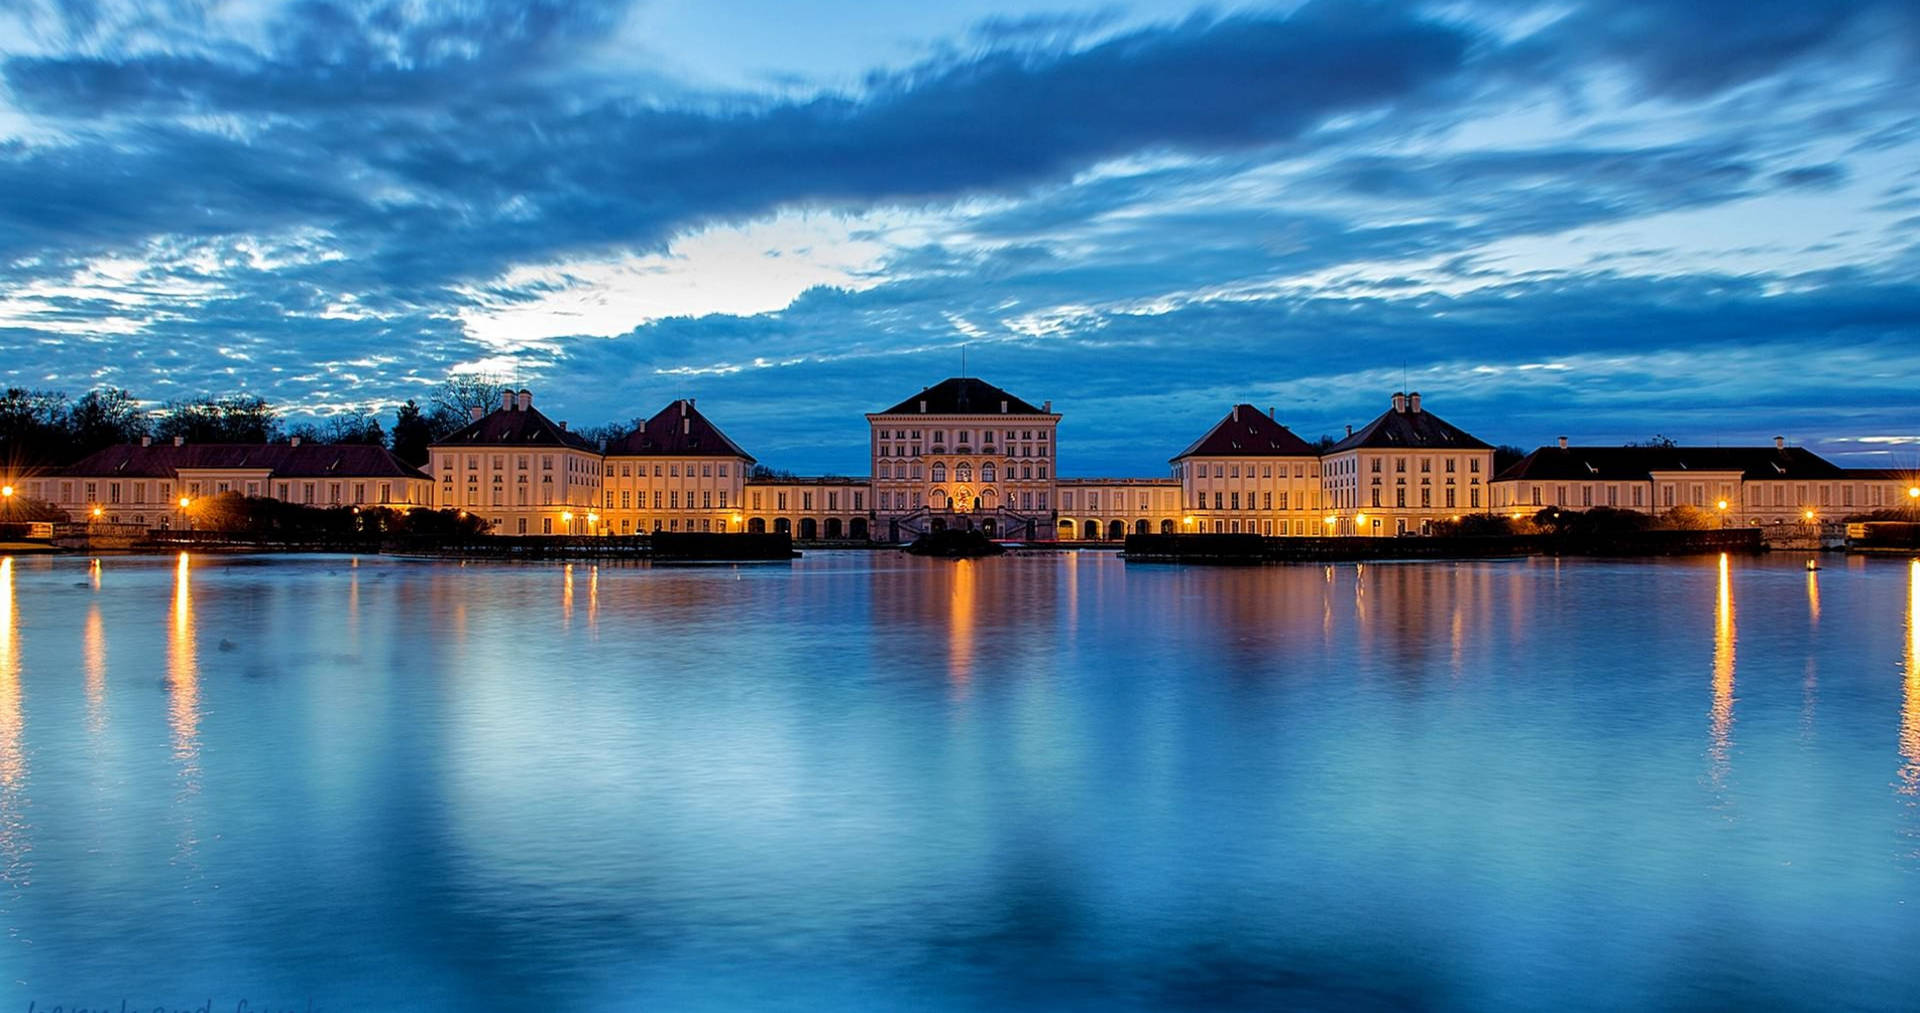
[
  {"xmin": 0, "ymin": 485, "xmax": 11, "ymax": 497},
  {"xmin": 1900, "ymin": 559, "xmax": 1920, "ymax": 796},
  {"xmin": 1323, "ymin": 515, "xmax": 1336, "ymax": 526},
  {"xmin": 948, "ymin": 558, "xmax": 975, "ymax": 691},
  {"xmin": 1804, "ymin": 510, "xmax": 1815, "ymax": 521},
  {"xmin": 1716, "ymin": 500, "xmax": 1729, "ymax": 511},
  {"xmin": 1355, "ymin": 513, "xmax": 1368, "ymax": 525},
  {"xmin": 1805, "ymin": 567, "xmax": 1820, "ymax": 625},
  {"xmin": 85, "ymin": 602, "xmax": 107, "ymax": 735},
  {"xmin": 561, "ymin": 511, "xmax": 574, "ymax": 523},
  {"xmin": 177, "ymin": 496, "xmax": 191, "ymax": 508},
  {"xmin": 1709, "ymin": 553, "xmax": 1735, "ymax": 790},
  {"xmin": 1182, "ymin": 516, "xmax": 1193, "ymax": 527},
  {"xmin": 168, "ymin": 552, "xmax": 200, "ymax": 776},
  {"xmin": 0, "ymin": 557, "xmax": 20, "ymax": 795},
  {"xmin": 90, "ymin": 506, "xmax": 102, "ymax": 518},
  {"xmin": 1910, "ymin": 487, "xmax": 1919, "ymax": 500}
]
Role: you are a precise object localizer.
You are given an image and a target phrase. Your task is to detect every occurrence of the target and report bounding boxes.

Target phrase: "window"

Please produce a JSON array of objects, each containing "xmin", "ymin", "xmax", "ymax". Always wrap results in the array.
[{"xmin": 932, "ymin": 463, "xmax": 947, "ymax": 482}]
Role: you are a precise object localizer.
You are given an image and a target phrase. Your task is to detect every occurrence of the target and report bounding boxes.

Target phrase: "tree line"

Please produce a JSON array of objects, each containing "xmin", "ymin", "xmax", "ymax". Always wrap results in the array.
[{"xmin": 0, "ymin": 377, "xmax": 634, "ymax": 470}]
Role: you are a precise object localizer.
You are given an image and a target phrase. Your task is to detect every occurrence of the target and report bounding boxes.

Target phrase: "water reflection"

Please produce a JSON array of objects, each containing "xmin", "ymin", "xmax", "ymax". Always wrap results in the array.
[
  {"xmin": 0, "ymin": 557, "xmax": 24, "ymax": 891},
  {"xmin": 85, "ymin": 603, "xmax": 107, "ymax": 735},
  {"xmin": 1709, "ymin": 554, "xmax": 1736, "ymax": 794},
  {"xmin": 1899, "ymin": 560, "xmax": 1920, "ymax": 798},
  {"xmin": 563, "ymin": 563, "xmax": 575, "ymax": 628},
  {"xmin": 169, "ymin": 553, "xmax": 200, "ymax": 777},
  {"xmin": 949, "ymin": 559, "xmax": 976, "ymax": 690}
]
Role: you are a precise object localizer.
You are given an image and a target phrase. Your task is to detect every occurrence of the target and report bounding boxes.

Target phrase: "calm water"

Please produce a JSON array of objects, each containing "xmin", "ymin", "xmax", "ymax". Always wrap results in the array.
[{"xmin": 0, "ymin": 550, "xmax": 1917, "ymax": 1011}]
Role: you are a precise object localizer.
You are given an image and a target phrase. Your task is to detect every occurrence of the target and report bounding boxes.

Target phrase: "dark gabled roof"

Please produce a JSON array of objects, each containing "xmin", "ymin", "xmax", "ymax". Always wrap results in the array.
[
  {"xmin": 1495, "ymin": 445, "xmax": 1845, "ymax": 483},
  {"xmin": 1326, "ymin": 397, "xmax": 1491, "ymax": 453},
  {"xmin": 1172, "ymin": 404, "xmax": 1317, "ymax": 461},
  {"xmin": 61, "ymin": 443, "xmax": 429, "ymax": 480},
  {"xmin": 605, "ymin": 399, "xmax": 754, "ymax": 462},
  {"xmin": 432, "ymin": 403, "xmax": 596, "ymax": 452},
  {"xmin": 1844, "ymin": 468, "xmax": 1915, "ymax": 481},
  {"xmin": 877, "ymin": 377, "xmax": 1048, "ymax": 416}
]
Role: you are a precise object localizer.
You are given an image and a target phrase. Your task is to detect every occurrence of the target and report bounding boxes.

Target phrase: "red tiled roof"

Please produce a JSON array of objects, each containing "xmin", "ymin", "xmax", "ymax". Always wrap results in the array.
[
  {"xmin": 877, "ymin": 378, "xmax": 1048, "ymax": 415},
  {"xmin": 1495, "ymin": 445, "xmax": 1845, "ymax": 483},
  {"xmin": 1172, "ymin": 404, "xmax": 1317, "ymax": 461},
  {"xmin": 61, "ymin": 442, "xmax": 429, "ymax": 480},
  {"xmin": 433, "ymin": 403, "xmax": 597, "ymax": 452},
  {"xmin": 1327, "ymin": 397, "xmax": 1491, "ymax": 453},
  {"xmin": 605, "ymin": 399, "xmax": 754, "ymax": 461}
]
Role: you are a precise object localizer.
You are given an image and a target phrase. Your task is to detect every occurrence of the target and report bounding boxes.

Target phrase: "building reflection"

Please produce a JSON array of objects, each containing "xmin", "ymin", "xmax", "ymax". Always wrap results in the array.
[
  {"xmin": 169, "ymin": 552, "xmax": 200, "ymax": 777},
  {"xmin": 949, "ymin": 559, "xmax": 976, "ymax": 691},
  {"xmin": 0, "ymin": 557, "xmax": 24, "ymax": 885},
  {"xmin": 85, "ymin": 603, "xmax": 108, "ymax": 735},
  {"xmin": 1708, "ymin": 553, "xmax": 1735, "ymax": 793},
  {"xmin": 1899, "ymin": 560, "xmax": 1920, "ymax": 797}
]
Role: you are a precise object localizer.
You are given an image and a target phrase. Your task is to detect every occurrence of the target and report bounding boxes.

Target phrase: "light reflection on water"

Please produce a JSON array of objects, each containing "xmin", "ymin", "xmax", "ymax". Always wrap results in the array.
[{"xmin": 0, "ymin": 551, "xmax": 1915, "ymax": 1010}]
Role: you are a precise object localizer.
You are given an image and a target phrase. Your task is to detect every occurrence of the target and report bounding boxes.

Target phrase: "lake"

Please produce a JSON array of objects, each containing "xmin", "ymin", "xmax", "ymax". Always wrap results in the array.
[{"xmin": 0, "ymin": 550, "xmax": 1917, "ymax": 1011}]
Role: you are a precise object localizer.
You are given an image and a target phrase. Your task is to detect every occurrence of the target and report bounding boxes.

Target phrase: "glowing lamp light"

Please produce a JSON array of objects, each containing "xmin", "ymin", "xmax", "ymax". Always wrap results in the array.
[
  {"xmin": 0, "ymin": 485, "xmax": 13, "ymax": 498},
  {"xmin": 91, "ymin": 506, "xmax": 103, "ymax": 518},
  {"xmin": 1804, "ymin": 510, "xmax": 1815, "ymax": 521},
  {"xmin": 1716, "ymin": 500, "xmax": 1728, "ymax": 511},
  {"xmin": 561, "ymin": 511, "xmax": 574, "ymax": 523},
  {"xmin": 586, "ymin": 512, "xmax": 599, "ymax": 526},
  {"xmin": 178, "ymin": 497, "xmax": 191, "ymax": 508},
  {"xmin": 1910, "ymin": 487, "xmax": 1919, "ymax": 500},
  {"xmin": 1324, "ymin": 515, "xmax": 1336, "ymax": 526},
  {"xmin": 1355, "ymin": 513, "xmax": 1368, "ymax": 525}
]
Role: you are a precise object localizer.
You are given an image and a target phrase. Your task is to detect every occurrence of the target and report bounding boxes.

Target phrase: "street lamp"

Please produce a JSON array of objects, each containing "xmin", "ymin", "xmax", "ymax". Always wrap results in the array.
[
  {"xmin": 91, "ymin": 506, "xmax": 103, "ymax": 519},
  {"xmin": 178, "ymin": 496, "xmax": 191, "ymax": 508},
  {"xmin": 0, "ymin": 485, "xmax": 13, "ymax": 498}
]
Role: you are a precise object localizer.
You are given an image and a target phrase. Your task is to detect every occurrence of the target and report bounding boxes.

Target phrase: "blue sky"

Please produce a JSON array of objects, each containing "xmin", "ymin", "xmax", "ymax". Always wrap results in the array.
[{"xmin": 1, "ymin": 0, "xmax": 1916, "ymax": 475}]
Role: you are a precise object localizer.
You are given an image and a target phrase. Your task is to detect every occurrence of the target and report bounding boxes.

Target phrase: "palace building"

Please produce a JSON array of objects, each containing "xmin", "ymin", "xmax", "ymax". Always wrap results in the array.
[
  {"xmin": 26, "ymin": 376, "xmax": 1913, "ymax": 539},
  {"xmin": 36, "ymin": 436, "xmax": 431, "ymax": 527},
  {"xmin": 429, "ymin": 387, "xmax": 601, "ymax": 535}
]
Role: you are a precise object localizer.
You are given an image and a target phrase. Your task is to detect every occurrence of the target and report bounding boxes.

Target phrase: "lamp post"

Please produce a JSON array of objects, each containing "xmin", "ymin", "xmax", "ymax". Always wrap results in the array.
[{"xmin": 1716, "ymin": 499, "xmax": 1729, "ymax": 528}]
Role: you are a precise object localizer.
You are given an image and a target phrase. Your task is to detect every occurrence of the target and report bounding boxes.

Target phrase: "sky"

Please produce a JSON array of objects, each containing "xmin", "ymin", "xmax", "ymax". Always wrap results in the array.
[{"xmin": 0, "ymin": 0, "xmax": 1917, "ymax": 476}]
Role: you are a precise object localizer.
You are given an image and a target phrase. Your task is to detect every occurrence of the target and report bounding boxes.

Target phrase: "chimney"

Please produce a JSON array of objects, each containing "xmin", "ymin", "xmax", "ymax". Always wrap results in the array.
[
  {"xmin": 1557, "ymin": 436, "xmax": 1568, "ymax": 449},
  {"xmin": 173, "ymin": 435, "xmax": 185, "ymax": 447},
  {"xmin": 516, "ymin": 389, "xmax": 531, "ymax": 412},
  {"xmin": 290, "ymin": 435, "xmax": 302, "ymax": 447},
  {"xmin": 558, "ymin": 421, "xmax": 567, "ymax": 431},
  {"xmin": 1042, "ymin": 401, "xmax": 1051, "ymax": 413},
  {"xmin": 1408, "ymin": 392, "xmax": 1422, "ymax": 413},
  {"xmin": 1392, "ymin": 392, "xmax": 1408, "ymax": 413},
  {"xmin": 1232, "ymin": 405, "xmax": 1240, "ymax": 421},
  {"xmin": 1346, "ymin": 424, "xmax": 1354, "ymax": 437},
  {"xmin": 501, "ymin": 390, "xmax": 514, "ymax": 412},
  {"xmin": 1774, "ymin": 435, "xmax": 1785, "ymax": 450},
  {"xmin": 469, "ymin": 405, "xmax": 484, "ymax": 421},
  {"xmin": 688, "ymin": 397, "xmax": 695, "ymax": 408},
  {"xmin": 1269, "ymin": 406, "xmax": 1275, "ymax": 420},
  {"xmin": 682, "ymin": 417, "xmax": 691, "ymax": 434},
  {"xmin": 141, "ymin": 436, "xmax": 152, "ymax": 447}
]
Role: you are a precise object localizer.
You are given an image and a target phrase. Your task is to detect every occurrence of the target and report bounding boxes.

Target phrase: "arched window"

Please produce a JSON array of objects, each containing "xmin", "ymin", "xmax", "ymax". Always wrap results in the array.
[
  {"xmin": 982, "ymin": 463, "xmax": 996, "ymax": 482},
  {"xmin": 931, "ymin": 463, "xmax": 946, "ymax": 483},
  {"xmin": 956, "ymin": 462, "xmax": 972, "ymax": 483}
]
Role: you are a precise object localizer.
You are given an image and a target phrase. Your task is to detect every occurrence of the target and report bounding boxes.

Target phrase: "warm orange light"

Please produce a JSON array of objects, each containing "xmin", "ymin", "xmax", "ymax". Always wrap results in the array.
[
  {"xmin": 1323, "ymin": 515, "xmax": 1336, "ymax": 526},
  {"xmin": 561, "ymin": 511, "xmax": 574, "ymax": 522},
  {"xmin": 1355, "ymin": 513, "xmax": 1368, "ymax": 525},
  {"xmin": 0, "ymin": 485, "xmax": 12, "ymax": 498},
  {"xmin": 1804, "ymin": 510, "xmax": 1815, "ymax": 521},
  {"xmin": 177, "ymin": 497, "xmax": 191, "ymax": 508},
  {"xmin": 1910, "ymin": 487, "xmax": 1919, "ymax": 500},
  {"xmin": 1717, "ymin": 500, "xmax": 1728, "ymax": 511},
  {"xmin": 586, "ymin": 512, "xmax": 599, "ymax": 524},
  {"xmin": 1182, "ymin": 516, "xmax": 1193, "ymax": 527},
  {"xmin": 90, "ymin": 506, "xmax": 103, "ymax": 518}
]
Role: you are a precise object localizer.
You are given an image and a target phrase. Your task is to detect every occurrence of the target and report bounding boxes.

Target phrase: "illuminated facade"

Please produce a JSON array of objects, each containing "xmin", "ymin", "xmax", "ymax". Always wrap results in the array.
[
  {"xmin": 34, "ymin": 436, "xmax": 431, "ymax": 526},
  {"xmin": 1170, "ymin": 404, "xmax": 1323, "ymax": 536},
  {"xmin": 601, "ymin": 399, "xmax": 753, "ymax": 534},
  {"xmin": 1320, "ymin": 392, "xmax": 1494, "ymax": 536},
  {"xmin": 25, "ymin": 378, "xmax": 1913, "ymax": 540},
  {"xmin": 1491, "ymin": 438, "xmax": 1918, "ymax": 526},
  {"xmin": 429, "ymin": 388, "xmax": 602, "ymax": 535}
]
